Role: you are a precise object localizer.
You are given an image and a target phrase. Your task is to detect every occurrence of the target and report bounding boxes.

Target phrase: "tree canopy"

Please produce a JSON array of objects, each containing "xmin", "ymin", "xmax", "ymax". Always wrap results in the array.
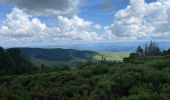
[{"xmin": 0, "ymin": 44, "xmax": 170, "ymax": 99}]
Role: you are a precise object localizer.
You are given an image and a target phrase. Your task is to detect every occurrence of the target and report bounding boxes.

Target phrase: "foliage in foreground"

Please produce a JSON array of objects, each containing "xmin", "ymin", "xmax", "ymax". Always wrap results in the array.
[
  {"xmin": 0, "ymin": 47, "xmax": 37, "ymax": 75},
  {"xmin": 1, "ymin": 42, "xmax": 170, "ymax": 100},
  {"xmin": 0, "ymin": 55, "xmax": 170, "ymax": 100}
]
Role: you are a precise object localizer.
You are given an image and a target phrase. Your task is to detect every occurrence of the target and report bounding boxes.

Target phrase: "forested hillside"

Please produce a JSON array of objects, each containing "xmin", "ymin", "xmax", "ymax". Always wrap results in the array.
[
  {"xmin": 0, "ymin": 47, "xmax": 37, "ymax": 75},
  {"xmin": 21, "ymin": 48, "xmax": 97, "ymax": 61},
  {"xmin": 0, "ymin": 42, "xmax": 170, "ymax": 99},
  {"xmin": 0, "ymin": 53, "xmax": 170, "ymax": 99},
  {"xmin": 20, "ymin": 48, "xmax": 129, "ymax": 67},
  {"xmin": 21, "ymin": 48, "xmax": 97, "ymax": 67}
]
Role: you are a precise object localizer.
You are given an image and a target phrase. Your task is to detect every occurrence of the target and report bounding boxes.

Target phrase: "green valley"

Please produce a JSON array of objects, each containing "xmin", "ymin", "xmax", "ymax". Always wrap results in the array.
[{"xmin": 20, "ymin": 48, "xmax": 130, "ymax": 67}]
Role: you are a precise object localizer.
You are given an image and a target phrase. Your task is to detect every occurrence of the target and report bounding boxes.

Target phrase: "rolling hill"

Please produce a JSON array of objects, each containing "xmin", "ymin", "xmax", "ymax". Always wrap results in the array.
[{"xmin": 20, "ymin": 48, "xmax": 130, "ymax": 67}]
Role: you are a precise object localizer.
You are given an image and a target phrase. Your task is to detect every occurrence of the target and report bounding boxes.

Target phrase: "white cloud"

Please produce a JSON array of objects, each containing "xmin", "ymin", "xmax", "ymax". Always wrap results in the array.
[
  {"xmin": 107, "ymin": 0, "xmax": 170, "ymax": 40},
  {"xmin": 0, "ymin": 8, "xmax": 101, "ymax": 44},
  {"xmin": 2, "ymin": 0, "xmax": 170, "ymax": 44},
  {"xmin": 0, "ymin": 8, "xmax": 48, "ymax": 40},
  {"xmin": 55, "ymin": 15, "xmax": 101, "ymax": 41},
  {"xmin": 0, "ymin": 0, "xmax": 80, "ymax": 16},
  {"xmin": 94, "ymin": 24, "xmax": 101, "ymax": 29}
]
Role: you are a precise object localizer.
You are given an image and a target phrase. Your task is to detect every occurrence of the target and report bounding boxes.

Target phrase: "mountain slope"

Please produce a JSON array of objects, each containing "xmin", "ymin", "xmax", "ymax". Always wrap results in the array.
[
  {"xmin": 20, "ymin": 48, "xmax": 98, "ymax": 67},
  {"xmin": 0, "ymin": 55, "xmax": 170, "ymax": 99},
  {"xmin": 20, "ymin": 48, "xmax": 130, "ymax": 67}
]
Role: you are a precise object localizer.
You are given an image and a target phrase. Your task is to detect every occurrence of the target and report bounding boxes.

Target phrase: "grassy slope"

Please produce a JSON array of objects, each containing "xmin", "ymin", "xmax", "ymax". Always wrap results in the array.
[{"xmin": 94, "ymin": 52, "xmax": 130, "ymax": 61}]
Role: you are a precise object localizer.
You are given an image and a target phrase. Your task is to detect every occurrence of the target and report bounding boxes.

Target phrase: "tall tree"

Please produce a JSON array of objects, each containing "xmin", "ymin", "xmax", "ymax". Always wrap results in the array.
[
  {"xmin": 0, "ymin": 47, "xmax": 17, "ymax": 74},
  {"xmin": 136, "ymin": 46, "xmax": 144, "ymax": 57},
  {"xmin": 144, "ymin": 41, "xmax": 161, "ymax": 56},
  {"xmin": 7, "ymin": 48, "xmax": 37, "ymax": 74}
]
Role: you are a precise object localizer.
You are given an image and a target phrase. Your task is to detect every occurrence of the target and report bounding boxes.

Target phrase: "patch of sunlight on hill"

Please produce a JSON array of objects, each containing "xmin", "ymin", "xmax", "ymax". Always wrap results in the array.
[{"xmin": 93, "ymin": 52, "xmax": 130, "ymax": 61}]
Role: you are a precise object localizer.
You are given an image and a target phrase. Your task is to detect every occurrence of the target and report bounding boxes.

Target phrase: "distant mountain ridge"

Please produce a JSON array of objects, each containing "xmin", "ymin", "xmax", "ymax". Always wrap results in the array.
[
  {"xmin": 4, "ymin": 41, "xmax": 170, "ymax": 52},
  {"xmin": 64, "ymin": 41, "xmax": 170, "ymax": 52},
  {"xmin": 20, "ymin": 48, "xmax": 98, "ymax": 67},
  {"xmin": 21, "ymin": 48, "xmax": 97, "ymax": 61}
]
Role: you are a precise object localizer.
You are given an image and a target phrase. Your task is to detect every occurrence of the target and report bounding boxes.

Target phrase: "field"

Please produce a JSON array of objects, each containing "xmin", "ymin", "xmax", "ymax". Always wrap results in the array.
[{"xmin": 94, "ymin": 52, "xmax": 130, "ymax": 61}]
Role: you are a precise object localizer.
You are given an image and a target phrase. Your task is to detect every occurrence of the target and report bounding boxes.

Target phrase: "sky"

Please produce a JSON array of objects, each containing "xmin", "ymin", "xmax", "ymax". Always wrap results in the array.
[{"xmin": 0, "ymin": 0, "xmax": 170, "ymax": 46}]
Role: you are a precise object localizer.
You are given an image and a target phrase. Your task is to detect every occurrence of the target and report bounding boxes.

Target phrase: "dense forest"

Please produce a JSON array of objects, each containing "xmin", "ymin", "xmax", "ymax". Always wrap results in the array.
[{"xmin": 0, "ymin": 41, "xmax": 170, "ymax": 100}]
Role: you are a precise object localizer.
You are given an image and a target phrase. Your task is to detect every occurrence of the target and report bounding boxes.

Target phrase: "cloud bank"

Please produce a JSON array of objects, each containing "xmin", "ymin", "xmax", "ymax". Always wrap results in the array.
[
  {"xmin": 0, "ymin": 8, "xmax": 101, "ymax": 44},
  {"xmin": 1, "ymin": 0, "xmax": 170, "ymax": 46},
  {"xmin": 107, "ymin": 0, "xmax": 170, "ymax": 40},
  {"xmin": 1, "ymin": 0, "xmax": 79, "ymax": 16}
]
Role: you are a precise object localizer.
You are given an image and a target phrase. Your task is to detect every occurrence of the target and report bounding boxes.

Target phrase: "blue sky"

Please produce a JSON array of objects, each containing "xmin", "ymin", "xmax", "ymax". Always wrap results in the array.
[
  {"xmin": 0, "ymin": 0, "xmax": 170, "ymax": 46},
  {"xmin": 79, "ymin": 0, "xmax": 156, "ymax": 25},
  {"xmin": 79, "ymin": 0, "xmax": 129, "ymax": 26},
  {"xmin": 0, "ymin": 0, "xmax": 156, "ymax": 26}
]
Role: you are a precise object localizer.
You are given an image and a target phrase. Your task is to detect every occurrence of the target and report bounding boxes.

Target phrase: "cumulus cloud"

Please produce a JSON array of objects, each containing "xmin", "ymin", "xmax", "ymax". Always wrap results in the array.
[
  {"xmin": 0, "ymin": 0, "xmax": 79, "ymax": 16},
  {"xmin": 2, "ymin": 0, "xmax": 170, "ymax": 44},
  {"xmin": 0, "ymin": 8, "xmax": 101, "ymax": 44},
  {"xmin": 107, "ymin": 0, "xmax": 170, "ymax": 40},
  {"xmin": 57, "ymin": 15, "xmax": 101, "ymax": 40}
]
